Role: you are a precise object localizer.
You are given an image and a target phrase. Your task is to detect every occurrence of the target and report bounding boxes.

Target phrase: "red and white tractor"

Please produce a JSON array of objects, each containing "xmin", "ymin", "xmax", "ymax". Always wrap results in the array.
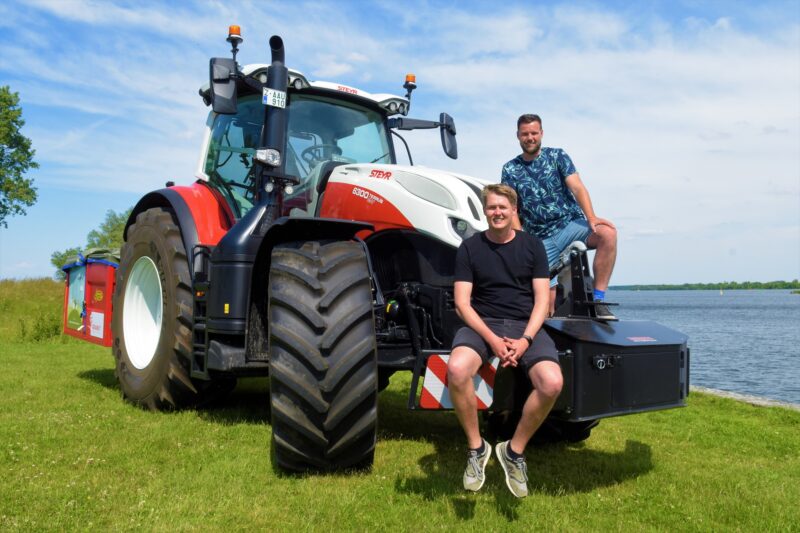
[{"xmin": 65, "ymin": 28, "xmax": 689, "ymax": 472}]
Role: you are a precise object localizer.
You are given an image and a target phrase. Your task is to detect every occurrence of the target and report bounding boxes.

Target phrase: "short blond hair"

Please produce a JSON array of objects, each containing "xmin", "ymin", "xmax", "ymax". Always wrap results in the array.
[{"xmin": 481, "ymin": 184, "xmax": 518, "ymax": 208}]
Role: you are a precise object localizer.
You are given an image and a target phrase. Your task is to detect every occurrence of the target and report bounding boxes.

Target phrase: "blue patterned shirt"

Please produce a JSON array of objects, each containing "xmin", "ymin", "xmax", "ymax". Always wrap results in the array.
[{"xmin": 501, "ymin": 147, "xmax": 584, "ymax": 238}]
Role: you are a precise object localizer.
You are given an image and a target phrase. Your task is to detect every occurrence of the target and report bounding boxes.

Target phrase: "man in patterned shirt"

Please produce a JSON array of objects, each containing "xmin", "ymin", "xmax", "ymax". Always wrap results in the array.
[{"xmin": 501, "ymin": 114, "xmax": 618, "ymax": 319}]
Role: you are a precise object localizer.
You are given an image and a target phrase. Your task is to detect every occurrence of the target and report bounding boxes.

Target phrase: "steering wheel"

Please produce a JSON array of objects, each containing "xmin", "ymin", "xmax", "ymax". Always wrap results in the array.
[{"xmin": 301, "ymin": 143, "xmax": 341, "ymax": 166}]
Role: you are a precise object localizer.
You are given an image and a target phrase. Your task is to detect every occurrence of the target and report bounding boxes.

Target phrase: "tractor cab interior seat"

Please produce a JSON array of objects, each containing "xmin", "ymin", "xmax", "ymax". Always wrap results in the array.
[
  {"xmin": 313, "ymin": 161, "xmax": 347, "ymax": 217},
  {"xmin": 316, "ymin": 161, "xmax": 347, "ymax": 195}
]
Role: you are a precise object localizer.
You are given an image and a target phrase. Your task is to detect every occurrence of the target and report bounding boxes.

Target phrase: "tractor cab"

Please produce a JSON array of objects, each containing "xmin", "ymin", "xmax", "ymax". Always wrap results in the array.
[
  {"xmin": 201, "ymin": 86, "xmax": 396, "ymax": 220},
  {"xmin": 197, "ymin": 30, "xmax": 456, "ymax": 223}
]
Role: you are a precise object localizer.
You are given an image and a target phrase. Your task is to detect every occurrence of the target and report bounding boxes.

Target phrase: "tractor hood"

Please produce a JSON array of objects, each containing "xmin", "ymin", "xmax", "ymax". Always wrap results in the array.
[{"xmin": 320, "ymin": 163, "xmax": 493, "ymax": 248}]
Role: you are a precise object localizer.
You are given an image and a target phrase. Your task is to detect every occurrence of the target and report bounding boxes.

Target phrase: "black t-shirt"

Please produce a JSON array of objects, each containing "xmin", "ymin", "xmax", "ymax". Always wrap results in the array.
[{"xmin": 454, "ymin": 230, "xmax": 549, "ymax": 320}]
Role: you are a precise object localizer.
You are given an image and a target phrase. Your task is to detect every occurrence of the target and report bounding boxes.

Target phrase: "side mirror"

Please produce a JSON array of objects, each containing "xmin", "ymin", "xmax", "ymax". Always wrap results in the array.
[
  {"xmin": 440, "ymin": 113, "xmax": 457, "ymax": 160},
  {"xmin": 209, "ymin": 58, "xmax": 237, "ymax": 114}
]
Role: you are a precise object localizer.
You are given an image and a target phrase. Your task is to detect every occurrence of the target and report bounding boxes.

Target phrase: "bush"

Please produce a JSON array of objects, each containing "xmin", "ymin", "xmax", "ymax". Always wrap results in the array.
[{"xmin": 18, "ymin": 310, "xmax": 62, "ymax": 342}]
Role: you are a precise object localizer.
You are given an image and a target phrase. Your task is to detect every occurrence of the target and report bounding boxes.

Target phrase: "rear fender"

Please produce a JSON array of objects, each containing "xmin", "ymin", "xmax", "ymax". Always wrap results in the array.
[{"xmin": 125, "ymin": 182, "xmax": 234, "ymax": 276}]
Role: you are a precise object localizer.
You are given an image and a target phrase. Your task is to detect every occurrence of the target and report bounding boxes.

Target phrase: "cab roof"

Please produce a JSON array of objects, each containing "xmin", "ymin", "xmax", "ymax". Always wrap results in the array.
[{"xmin": 200, "ymin": 64, "xmax": 411, "ymax": 116}]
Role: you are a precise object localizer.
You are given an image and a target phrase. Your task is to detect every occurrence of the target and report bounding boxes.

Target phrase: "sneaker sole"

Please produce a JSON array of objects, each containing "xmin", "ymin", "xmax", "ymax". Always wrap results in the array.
[{"xmin": 495, "ymin": 442, "xmax": 527, "ymax": 498}]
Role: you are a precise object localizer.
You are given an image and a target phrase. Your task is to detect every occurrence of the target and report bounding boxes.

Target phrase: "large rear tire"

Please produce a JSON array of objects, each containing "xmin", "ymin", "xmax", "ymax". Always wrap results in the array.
[
  {"xmin": 268, "ymin": 241, "xmax": 378, "ymax": 472},
  {"xmin": 111, "ymin": 207, "xmax": 233, "ymax": 410}
]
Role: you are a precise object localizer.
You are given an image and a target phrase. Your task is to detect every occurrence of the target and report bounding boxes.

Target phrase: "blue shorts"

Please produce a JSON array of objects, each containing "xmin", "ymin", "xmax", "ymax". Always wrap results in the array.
[{"xmin": 542, "ymin": 219, "xmax": 592, "ymax": 287}]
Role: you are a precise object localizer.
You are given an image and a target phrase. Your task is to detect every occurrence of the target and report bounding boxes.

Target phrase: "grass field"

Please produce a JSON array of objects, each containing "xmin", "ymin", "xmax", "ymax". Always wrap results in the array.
[{"xmin": 1, "ymin": 279, "xmax": 799, "ymax": 531}]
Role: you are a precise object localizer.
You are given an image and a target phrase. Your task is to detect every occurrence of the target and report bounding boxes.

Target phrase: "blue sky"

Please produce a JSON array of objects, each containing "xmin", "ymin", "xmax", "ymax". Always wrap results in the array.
[{"xmin": 0, "ymin": 0, "xmax": 798, "ymax": 284}]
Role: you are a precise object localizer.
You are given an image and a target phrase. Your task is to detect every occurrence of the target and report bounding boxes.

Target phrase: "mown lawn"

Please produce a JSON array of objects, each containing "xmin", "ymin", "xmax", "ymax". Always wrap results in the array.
[{"xmin": 1, "ymin": 279, "xmax": 799, "ymax": 531}]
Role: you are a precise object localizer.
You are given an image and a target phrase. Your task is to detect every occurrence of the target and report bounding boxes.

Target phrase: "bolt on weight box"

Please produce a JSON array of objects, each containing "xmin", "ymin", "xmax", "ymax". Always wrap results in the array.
[{"xmin": 545, "ymin": 319, "xmax": 690, "ymax": 421}]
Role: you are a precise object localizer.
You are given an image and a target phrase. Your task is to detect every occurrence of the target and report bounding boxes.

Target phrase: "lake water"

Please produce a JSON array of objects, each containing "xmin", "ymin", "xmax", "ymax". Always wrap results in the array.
[{"xmin": 609, "ymin": 289, "xmax": 800, "ymax": 405}]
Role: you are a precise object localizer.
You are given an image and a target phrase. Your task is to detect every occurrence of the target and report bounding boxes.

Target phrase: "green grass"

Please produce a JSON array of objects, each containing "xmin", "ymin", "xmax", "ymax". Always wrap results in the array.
[{"xmin": 1, "ymin": 279, "xmax": 799, "ymax": 530}]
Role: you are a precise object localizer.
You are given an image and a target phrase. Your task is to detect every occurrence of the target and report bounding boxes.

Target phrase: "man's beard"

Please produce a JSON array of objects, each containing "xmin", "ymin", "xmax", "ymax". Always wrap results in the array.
[{"xmin": 521, "ymin": 140, "xmax": 539, "ymax": 156}]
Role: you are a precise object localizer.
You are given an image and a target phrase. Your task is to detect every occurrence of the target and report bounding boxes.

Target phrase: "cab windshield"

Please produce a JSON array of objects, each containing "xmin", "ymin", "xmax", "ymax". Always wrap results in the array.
[{"xmin": 204, "ymin": 94, "xmax": 392, "ymax": 219}]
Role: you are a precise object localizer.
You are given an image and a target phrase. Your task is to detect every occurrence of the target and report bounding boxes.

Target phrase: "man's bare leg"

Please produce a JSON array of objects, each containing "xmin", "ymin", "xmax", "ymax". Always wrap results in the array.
[
  {"xmin": 509, "ymin": 361, "xmax": 564, "ymax": 454},
  {"xmin": 587, "ymin": 225, "xmax": 617, "ymax": 292},
  {"xmin": 447, "ymin": 347, "xmax": 484, "ymax": 449}
]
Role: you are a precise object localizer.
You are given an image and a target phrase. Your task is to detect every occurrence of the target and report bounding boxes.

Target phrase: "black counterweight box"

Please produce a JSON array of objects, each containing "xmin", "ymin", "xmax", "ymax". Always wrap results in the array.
[{"xmin": 545, "ymin": 319, "xmax": 690, "ymax": 421}]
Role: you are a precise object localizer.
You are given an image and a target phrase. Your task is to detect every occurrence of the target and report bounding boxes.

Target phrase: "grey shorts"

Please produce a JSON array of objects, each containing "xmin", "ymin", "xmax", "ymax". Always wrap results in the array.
[{"xmin": 451, "ymin": 318, "xmax": 559, "ymax": 371}]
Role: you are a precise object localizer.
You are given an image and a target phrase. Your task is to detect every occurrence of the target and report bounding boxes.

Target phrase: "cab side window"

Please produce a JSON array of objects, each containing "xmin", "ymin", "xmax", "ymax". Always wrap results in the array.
[{"xmin": 204, "ymin": 97, "xmax": 263, "ymax": 219}]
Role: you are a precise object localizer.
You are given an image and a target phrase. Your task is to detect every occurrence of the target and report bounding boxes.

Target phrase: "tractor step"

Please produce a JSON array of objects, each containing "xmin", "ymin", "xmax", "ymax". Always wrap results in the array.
[{"xmin": 191, "ymin": 245, "xmax": 212, "ymax": 380}]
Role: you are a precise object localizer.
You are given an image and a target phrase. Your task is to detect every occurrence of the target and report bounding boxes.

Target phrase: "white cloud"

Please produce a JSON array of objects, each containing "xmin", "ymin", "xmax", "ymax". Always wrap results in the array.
[
  {"xmin": 551, "ymin": 4, "xmax": 628, "ymax": 45},
  {"xmin": 346, "ymin": 52, "xmax": 369, "ymax": 63},
  {"xmin": 312, "ymin": 56, "xmax": 355, "ymax": 78},
  {"xmin": 0, "ymin": 0, "xmax": 798, "ymax": 282},
  {"xmin": 25, "ymin": 0, "xmax": 222, "ymax": 41}
]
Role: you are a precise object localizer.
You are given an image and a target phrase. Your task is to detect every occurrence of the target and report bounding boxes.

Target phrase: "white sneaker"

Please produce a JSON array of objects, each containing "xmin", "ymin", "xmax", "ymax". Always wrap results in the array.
[
  {"xmin": 463, "ymin": 438, "xmax": 491, "ymax": 492},
  {"xmin": 495, "ymin": 440, "xmax": 528, "ymax": 498}
]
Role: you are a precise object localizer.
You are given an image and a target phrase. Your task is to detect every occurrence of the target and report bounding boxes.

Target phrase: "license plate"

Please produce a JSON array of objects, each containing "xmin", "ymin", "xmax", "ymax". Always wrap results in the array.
[{"xmin": 262, "ymin": 88, "xmax": 286, "ymax": 108}]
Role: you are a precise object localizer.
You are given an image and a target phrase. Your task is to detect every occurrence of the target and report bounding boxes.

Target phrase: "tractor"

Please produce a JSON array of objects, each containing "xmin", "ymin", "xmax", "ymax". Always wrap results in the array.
[{"xmin": 66, "ymin": 28, "xmax": 689, "ymax": 472}]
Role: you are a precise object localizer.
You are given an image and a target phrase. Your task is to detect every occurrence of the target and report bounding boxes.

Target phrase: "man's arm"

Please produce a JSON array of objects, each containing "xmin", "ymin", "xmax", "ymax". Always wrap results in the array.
[
  {"xmin": 502, "ymin": 277, "xmax": 550, "ymax": 366},
  {"xmin": 501, "ymin": 168, "xmax": 524, "ymax": 231},
  {"xmin": 564, "ymin": 172, "xmax": 615, "ymax": 232},
  {"xmin": 511, "ymin": 213, "xmax": 523, "ymax": 231},
  {"xmin": 454, "ymin": 281, "xmax": 512, "ymax": 363}
]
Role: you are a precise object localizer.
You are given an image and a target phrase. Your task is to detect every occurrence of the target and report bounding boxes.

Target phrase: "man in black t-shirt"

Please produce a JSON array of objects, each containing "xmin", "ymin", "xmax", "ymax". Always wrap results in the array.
[{"xmin": 448, "ymin": 184, "xmax": 563, "ymax": 499}]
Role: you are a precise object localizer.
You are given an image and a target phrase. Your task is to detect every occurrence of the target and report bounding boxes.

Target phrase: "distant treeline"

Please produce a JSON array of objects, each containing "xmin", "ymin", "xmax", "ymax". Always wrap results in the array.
[{"xmin": 611, "ymin": 280, "xmax": 800, "ymax": 290}]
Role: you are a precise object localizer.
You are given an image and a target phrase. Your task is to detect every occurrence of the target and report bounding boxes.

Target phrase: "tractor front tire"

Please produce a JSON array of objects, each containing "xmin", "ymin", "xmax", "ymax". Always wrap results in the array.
[
  {"xmin": 268, "ymin": 241, "xmax": 378, "ymax": 472},
  {"xmin": 111, "ymin": 207, "xmax": 208, "ymax": 410}
]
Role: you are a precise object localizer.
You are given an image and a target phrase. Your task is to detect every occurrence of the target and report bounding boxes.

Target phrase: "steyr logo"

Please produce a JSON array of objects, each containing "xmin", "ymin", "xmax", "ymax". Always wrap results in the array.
[
  {"xmin": 337, "ymin": 85, "xmax": 358, "ymax": 94},
  {"xmin": 370, "ymin": 169, "xmax": 392, "ymax": 179}
]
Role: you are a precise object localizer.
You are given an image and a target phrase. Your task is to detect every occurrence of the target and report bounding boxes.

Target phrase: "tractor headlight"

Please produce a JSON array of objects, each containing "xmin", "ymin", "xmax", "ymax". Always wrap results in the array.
[
  {"xmin": 449, "ymin": 217, "xmax": 476, "ymax": 240},
  {"xmin": 288, "ymin": 72, "xmax": 310, "ymax": 90},
  {"xmin": 256, "ymin": 148, "xmax": 281, "ymax": 167},
  {"xmin": 379, "ymin": 97, "xmax": 409, "ymax": 116}
]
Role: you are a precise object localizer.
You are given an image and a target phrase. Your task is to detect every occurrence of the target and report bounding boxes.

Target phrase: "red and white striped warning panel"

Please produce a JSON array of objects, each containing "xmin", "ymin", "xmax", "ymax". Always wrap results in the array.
[{"xmin": 419, "ymin": 354, "xmax": 499, "ymax": 410}]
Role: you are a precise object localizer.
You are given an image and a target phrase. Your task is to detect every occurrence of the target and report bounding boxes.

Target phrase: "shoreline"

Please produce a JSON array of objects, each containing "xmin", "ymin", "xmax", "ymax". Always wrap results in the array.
[
  {"xmin": 611, "ymin": 287, "xmax": 800, "ymax": 291},
  {"xmin": 691, "ymin": 385, "xmax": 800, "ymax": 412}
]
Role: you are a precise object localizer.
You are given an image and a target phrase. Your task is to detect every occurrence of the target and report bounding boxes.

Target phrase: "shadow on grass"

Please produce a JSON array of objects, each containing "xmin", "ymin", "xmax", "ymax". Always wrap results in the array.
[
  {"xmin": 196, "ymin": 378, "xmax": 271, "ymax": 425},
  {"xmin": 380, "ymin": 388, "xmax": 653, "ymax": 521},
  {"xmin": 78, "ymin": 369, "xmax": 653, "ymax": 515},
  {"xmin": 77, "ymin": 368, "xmax": 270, "ymax": 425},
  {"xmin": 395, "ymin": 437, "xmax": 652, "ymax": 521},
  {"xmin": 78, "ymin": 368, "xmax": 118, "ymax": 390}
]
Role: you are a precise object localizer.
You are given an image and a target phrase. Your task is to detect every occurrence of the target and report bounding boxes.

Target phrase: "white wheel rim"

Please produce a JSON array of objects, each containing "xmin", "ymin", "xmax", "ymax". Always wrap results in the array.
[{"xmin": 123, "ymin": 256, "xmax": 163, "ymax": 370}]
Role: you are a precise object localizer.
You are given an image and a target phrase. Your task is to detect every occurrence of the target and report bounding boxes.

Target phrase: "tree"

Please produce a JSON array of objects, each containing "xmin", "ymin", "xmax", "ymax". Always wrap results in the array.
[
  {"xmin": 50, "ymin": 246, "xmax": 82, "ymax": 280},
  {"xmin": 86, "ymin": 209, "xmax": 131, "ymax": 249},
  {"xmin": 0, "ymin": 86, "xmax": 38, "ymax": 228},
  {"xmin": 51, "ymin": 208, "xmax": 132, "ymax": 279}
]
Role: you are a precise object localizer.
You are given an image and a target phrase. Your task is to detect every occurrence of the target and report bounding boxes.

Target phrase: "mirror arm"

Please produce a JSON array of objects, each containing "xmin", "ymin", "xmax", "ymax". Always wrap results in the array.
[
  {"xmin": 387, "ymin": 117, "xmax": 440, "ymax": 131},
  {"xmin": 239, "ymin": 74, "xmax": 264, "ymax": 92}
]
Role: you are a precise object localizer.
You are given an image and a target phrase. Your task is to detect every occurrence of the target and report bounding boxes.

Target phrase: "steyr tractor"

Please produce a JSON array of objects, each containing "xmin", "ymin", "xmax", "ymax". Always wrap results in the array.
[{"xmin": 69, "ymin": 28, "xmax": 689, "ymax": 472}]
